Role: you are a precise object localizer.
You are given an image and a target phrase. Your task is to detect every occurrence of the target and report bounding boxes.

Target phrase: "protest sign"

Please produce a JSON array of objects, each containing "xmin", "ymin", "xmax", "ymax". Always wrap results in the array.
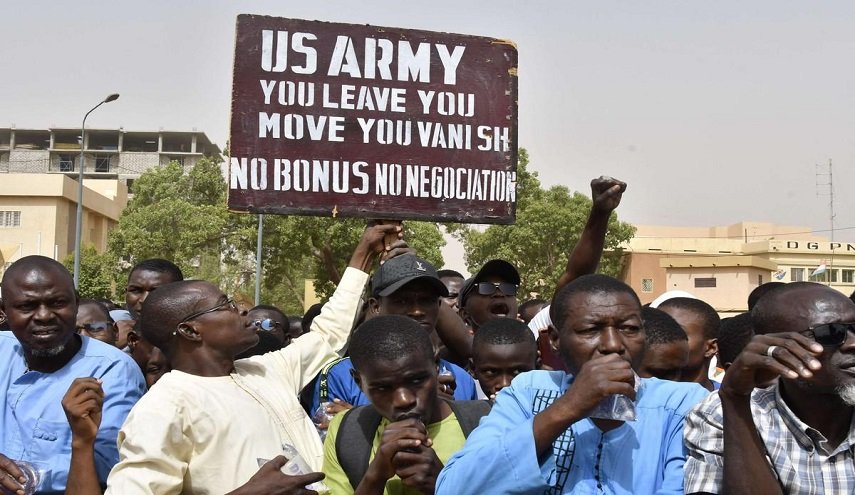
[{"xmin": 229, "ymin": 14, "xmax": 518, "ymax": 223}]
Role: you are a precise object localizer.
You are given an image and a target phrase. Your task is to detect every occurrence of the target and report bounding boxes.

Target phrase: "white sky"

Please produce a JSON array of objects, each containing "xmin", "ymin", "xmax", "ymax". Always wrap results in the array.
[{"xmin": 3, "ymin": 1, "xmax": 854, "ymax": 251}]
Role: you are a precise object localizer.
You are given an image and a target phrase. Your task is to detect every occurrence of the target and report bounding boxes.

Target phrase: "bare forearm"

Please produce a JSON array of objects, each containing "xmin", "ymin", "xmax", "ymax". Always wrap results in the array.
[
  {"xmin": 555, "ymin": 210, "xmax": 609, "ymax": 294},
  {"xmin": 435, "ymin": 304, "xmax": 473, "ymax": 359},
  {"xmin": 66, "ymin": 442, "xmax": 102, "ymax": 495},
  {"xmin": 355, "ymin": 468, "xmax": 388, "ymax": 495},
  {"xmin": 720, "ymin": 394, "xmax": 782, "ymax": 495}
]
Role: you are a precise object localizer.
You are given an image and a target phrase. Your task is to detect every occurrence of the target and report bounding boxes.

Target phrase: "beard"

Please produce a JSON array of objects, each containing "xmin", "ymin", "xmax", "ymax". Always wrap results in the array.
[
  {"xmin": 29, "ymin": 342, "xmax": 68, "ymax": 358},
  {"xmin": 836, "ymin": 383, "xmax": 855, "ymax": 406}
]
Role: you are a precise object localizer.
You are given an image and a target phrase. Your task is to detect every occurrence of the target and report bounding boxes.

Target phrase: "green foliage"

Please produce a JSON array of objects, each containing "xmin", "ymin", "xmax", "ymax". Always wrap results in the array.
[
  {"xmin": 455, "ymin": 149, "xmax": 635, "ymax": 300},
  {"xmin": 63, "ymin": 244, "xmax": 114, "ymax": 300},
  {"xmin": 258, "ymin": 216, "xmax": 445, "ymax": 311},
  {"xmin": 105, "ymin": 158, "xmax": 445, "ymax": 316}
]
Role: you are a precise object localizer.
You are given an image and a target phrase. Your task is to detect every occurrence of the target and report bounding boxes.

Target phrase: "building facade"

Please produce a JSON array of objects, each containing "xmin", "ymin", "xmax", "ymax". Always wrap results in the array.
[
  {"xmin": 621, "ymin": 221, "xmax": 855, "ymax": 315},
  {"xmin": 0, "ymin": 174, "xmax": 128, "ymax": 276},
  {"xmin": 0, "ymin": 127, "xmax": 220, "ymax": 190}
]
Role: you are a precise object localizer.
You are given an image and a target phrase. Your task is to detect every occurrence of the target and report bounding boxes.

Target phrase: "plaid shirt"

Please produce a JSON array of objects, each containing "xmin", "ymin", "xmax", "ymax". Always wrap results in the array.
[{"xmin": 684, "ymin": 384, "xmax": 855, "ymax": 494}]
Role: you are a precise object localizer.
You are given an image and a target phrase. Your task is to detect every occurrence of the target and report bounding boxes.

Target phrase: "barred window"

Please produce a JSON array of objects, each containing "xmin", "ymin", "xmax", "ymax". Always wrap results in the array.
[
  {"xmin": 641, "ymin": 278, "xmax": 654, "ymax": 293},
  {"xmin": 0, "ymin": 210, "xmax": 21, "ymax": 227}
]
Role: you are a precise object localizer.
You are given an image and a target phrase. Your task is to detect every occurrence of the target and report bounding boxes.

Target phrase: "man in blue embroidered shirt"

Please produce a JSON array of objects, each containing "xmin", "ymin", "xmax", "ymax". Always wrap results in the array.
[
  {"xmin": 0, "ymin": 256, "xmax": 145, "ymax": 494},
  {"xmin": 437, "ymin": 274, "xmax": 708, "ymax": 494}
]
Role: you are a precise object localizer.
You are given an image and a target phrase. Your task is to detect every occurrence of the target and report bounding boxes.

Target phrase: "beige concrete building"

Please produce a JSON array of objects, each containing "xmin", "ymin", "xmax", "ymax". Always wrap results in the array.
[
  {"xmin": 0, "ymin": 127, "xmax": 220, "ymax": 190},
  {"xmin": 621, "ymin": 221, "xmax": 855, "ymax": 314},
  {"xmin": 0, "ymin": 174, "xmax": 127, "ymax": 275}
]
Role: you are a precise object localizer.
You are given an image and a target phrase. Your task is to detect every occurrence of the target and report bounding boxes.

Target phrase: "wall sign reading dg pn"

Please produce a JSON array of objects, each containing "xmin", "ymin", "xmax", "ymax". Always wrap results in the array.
[{"xmin": 228, "ymin": 14, "xmax": 518, "ymax": 224}]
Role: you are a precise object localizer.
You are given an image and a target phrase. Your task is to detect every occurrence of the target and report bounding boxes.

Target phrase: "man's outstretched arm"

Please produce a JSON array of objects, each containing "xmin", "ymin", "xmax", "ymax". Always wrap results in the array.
[{"xmin": 554, "ymin": 176, "xmax": 626, "ymax": 296}]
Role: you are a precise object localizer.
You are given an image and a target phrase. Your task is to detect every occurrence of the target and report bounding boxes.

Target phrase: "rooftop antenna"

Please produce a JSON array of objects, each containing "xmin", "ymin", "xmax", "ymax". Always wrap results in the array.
[{"xmin": 816, "ymin": 159, "xmax": 835, "ymax": 286}]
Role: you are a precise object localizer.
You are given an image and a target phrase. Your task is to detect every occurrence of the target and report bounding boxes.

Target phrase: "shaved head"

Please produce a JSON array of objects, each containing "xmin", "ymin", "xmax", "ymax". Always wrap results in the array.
[
  {"xmin": 1, "ymin": 255, "xmax": 72, "ymax": 295},
  {"xmin": 139, "ymin": 280, "xmax": 214, "ymax": 353}
]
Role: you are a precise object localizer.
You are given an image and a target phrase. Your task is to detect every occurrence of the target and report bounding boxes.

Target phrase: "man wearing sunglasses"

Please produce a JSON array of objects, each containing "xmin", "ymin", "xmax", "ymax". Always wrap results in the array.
[
  {"xmin": 685, "ymin": 282, "xmax": 855, "ymax": 495},
  {"xmin": 76, "ymin": 299, "xmax": 118, "ymax": 346},
  {"xmin": 458, "ymin": 259, "xmax": 521, "ymax": 333}
]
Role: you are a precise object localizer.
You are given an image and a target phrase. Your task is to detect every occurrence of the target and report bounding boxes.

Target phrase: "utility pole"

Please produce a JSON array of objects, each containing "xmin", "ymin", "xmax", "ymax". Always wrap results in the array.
[{"xmin": 816, "ymin": 160, "xmax": 835, "ymax": 285}]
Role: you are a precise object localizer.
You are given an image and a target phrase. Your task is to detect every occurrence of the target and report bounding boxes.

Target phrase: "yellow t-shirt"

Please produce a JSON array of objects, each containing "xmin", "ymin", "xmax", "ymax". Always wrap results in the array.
[{"xmin": 322, "ymin": 410, "xmax": 466, "ymax": 495}]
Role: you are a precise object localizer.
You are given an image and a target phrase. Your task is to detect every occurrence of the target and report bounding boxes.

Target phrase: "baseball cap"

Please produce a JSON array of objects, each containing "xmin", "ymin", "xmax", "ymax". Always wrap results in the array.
[
  {"xmin": 458, "ymin": 259, "xmax": 521, "ymax": 307},
  {"xmin": 371, "ymin": 255, "xmax": 449, "ymax": 298}
]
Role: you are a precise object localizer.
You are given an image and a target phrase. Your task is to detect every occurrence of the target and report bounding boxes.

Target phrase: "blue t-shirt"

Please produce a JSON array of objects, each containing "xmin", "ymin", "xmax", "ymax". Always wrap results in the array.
[
  {"xmin": 437, "ymin": 370, "xmax": 708, "ymax": 495},
  {"xmin": 0, "ymin": 333, "xmax": 146, "ymax": 493},
  {"xmin": 307, "ymin": 356, "xmax": 477, "ymax": 414}
]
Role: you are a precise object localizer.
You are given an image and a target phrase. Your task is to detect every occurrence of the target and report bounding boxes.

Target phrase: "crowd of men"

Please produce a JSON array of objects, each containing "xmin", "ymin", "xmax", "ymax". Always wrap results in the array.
[{"xmin": 2, "ymin": 176, "xmax": 855, "ymax": 494}]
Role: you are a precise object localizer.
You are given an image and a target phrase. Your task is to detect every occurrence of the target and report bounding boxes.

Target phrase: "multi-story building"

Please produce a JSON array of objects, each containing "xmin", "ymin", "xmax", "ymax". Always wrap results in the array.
[
  {"xmin": 0, "ymin": 127, "xmax": 221, "ymax": 190},
  {"xmin": 621, "ymin": 221, "xmax": 855, "ymax": 315},
  {"xmin": 0, "ymin": 174, "xmax": 128, "ymax": 276}
]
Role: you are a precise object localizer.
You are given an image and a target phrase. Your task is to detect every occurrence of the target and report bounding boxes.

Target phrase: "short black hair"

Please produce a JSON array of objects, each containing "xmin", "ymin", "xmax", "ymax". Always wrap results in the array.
[
  {"xmin": 129, "ymin": 258, "xmax": 184, "ymax": 283},
  {"xmin": 350, "ymin": 315, "xmax": 434, "ymax": 372},
  {"xmin": 473, "ymin": 318, "xmax": 537, "ymax": 357},
  {"xmin": 437, "ymin": 269, "xmax": 464, "ymax": 279},
  {"xmin": 249, "ymin": 304, "xmax": 287, "ymax": 321},
  {"xmin": 718, "ymin": 313, "xmax": 754, "ymax": 364},
  {"xmin": 1, "ymin": 255, "xmax": 72, "ymax": 293},
  {"xmin": 747, "ymin": 282, "xmax": 786, "ymax": 310},
  {"xmin": 78, "ymin": 299, "xmax": 112, "ymax": 320},
  {"xmin": 850, "ymin": 288, "xmax": 855, "ymax": 304},
  {"xmin": 550, "ymin": 274, "xmax": 640, "ymax": 331},
  {"xmin": 519, "ymin": 298, "xmax": 548, "ymax": 323},
  {"xmin": 751, "ymin": 281, "xmax": 851, "ymax": 335},
  {"xmin": 302, "ymin": 303, "xmax": 324, "ymax": 334},
  {"xmin": 658, "ymin": 297, "xmax": 720, "ymax": 340},
  {"xmin": 138, "ymin": 280, "xmax": 209, "ymax": 354},
  {"xmin": 641, "ymin": 307, "xmax": 687, "ymax": 345}
]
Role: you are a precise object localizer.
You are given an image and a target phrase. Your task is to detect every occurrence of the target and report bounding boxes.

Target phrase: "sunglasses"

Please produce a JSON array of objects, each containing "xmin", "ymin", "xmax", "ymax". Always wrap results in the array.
[
  {"xmin": 807, "ymin": 322, "xmax": 855, "ymax": 347},
  {"xmin": 178, "ymin": 298, "xmax": 237, "ymax": 325},
  {"xmin": 77, "ymin": 321, "xmax": 114, "ymax": 334},
  {"xmin": 475, "ymin": 281, "xmax": 518, "ymax": 297},
  {"xmin": 252, "ymin": 318, "xmax": 281, "ymax": 332}
]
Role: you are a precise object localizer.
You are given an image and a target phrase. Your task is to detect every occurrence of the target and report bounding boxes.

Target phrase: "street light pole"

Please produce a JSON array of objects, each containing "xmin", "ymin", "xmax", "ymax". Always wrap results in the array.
[{"xmin": 73, "ymin": 93, "xmax": 119, "ymax": 289}]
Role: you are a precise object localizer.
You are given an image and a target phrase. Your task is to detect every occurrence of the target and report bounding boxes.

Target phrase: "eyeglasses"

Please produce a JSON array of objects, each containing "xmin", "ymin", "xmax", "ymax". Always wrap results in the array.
[
  {"xmin": 178, "ymin": 298, "xmax": 237, "ymax": 325},
  {"xmin": 252, "ymin": 318, "xmax": 281, "ymax": 332},
  {"xmin": 475, "ymin": 282, "xmax": 518, "ymax": 297},
  {"xmin": 807, "ymin": 322, "xmax": 855, "ymax": 347},
  {"xmin": 77, "ymin": 321, "xmax": 114, "ymax": 334}
]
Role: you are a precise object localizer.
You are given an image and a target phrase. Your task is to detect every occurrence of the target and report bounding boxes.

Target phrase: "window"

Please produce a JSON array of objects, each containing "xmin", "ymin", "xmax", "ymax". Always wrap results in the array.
[
  {"xmin": 758, "ymin": 274, "xmax": 763, "ymax": 285},
  {"xmin": 641, "ymin": 279, "xmax": 654, "ymax": 293},
  {"xmin": 694, "ymin": 277, "xmax": 717, "ymax": 288},
  {"xmin": 791, "ymin": 268, "xmax": 805, "ymax": 282},
  {"xmin": 843, "ymin": 270, "xmax": 854, "ymax": 284},
  {"xmin": 830, "ymin": 269, "xmax": 839, "ymax": 283},
  {"xmin": 94, "ymin": 156, "xmax": 111, "ymax": 172},
  {"xmin": 59, "ymin": 154, "xmax": 74, "ymax": 172},
  {"xmin": 0, "ymin": 210, "xmax": 21, "ymax": 227}
]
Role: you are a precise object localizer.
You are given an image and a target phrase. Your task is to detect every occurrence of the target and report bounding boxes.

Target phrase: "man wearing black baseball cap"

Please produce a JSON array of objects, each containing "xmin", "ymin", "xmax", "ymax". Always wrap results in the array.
[
  {"xmin": 306, "ymin": 254, "xmax": 478, "ymax": 416},
  {"xmin": 458, "ymin": 259, "xmax": 521, "ymax": 333}
]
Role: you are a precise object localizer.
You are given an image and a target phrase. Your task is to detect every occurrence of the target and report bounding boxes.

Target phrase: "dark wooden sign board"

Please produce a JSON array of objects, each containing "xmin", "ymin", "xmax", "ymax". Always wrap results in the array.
[{"xmin": 228, "ymin": 14, "xmax": 518, "ymax": 224}]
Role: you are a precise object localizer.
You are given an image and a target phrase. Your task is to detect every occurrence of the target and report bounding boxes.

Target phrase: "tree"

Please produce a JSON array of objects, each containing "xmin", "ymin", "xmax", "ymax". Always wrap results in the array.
[
  {"xmin": 258, "ymin": 216, "xmax": 445, "ymax": 313},
  {"xmin": 107, "ymin": 158, "xmax": 256, "ymax": 295},
  {"xmin": 105, "ymin": 158, "xmax": 446, "ymax": 316},
  {"xmin": 63, "ymin": 244, "xmax": 113, "ymax": 300},
  {"xmin": 454, "ymin": 149, "xmax": 636, "ymax": 300}
]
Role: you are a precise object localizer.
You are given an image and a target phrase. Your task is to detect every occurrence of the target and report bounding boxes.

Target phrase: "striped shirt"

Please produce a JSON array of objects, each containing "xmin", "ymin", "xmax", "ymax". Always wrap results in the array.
[{"xmin": 684, "ymin": 384, "xmax": 855, "ymax": 494}]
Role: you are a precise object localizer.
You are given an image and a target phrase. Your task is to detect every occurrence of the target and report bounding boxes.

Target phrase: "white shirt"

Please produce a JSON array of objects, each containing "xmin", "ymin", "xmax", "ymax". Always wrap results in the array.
[{"xmin": 105, "ymin": 267, "xmax": 368, "ymax": 494}]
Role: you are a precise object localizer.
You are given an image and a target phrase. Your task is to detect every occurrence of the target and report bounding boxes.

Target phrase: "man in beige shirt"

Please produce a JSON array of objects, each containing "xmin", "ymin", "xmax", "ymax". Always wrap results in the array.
[{"xmin": 103, "ymin": 223, "xmax": 403, "ymax": 494}]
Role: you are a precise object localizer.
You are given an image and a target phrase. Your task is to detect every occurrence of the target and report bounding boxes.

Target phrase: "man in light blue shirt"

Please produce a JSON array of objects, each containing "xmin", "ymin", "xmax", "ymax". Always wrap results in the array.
[
  {"xmin": 0, "ymin": 256, "xmax": 145, "ymax": 494},
  {"xmin": 437, "ymin": 274, "xmax": 708, "ymax": 494}
]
